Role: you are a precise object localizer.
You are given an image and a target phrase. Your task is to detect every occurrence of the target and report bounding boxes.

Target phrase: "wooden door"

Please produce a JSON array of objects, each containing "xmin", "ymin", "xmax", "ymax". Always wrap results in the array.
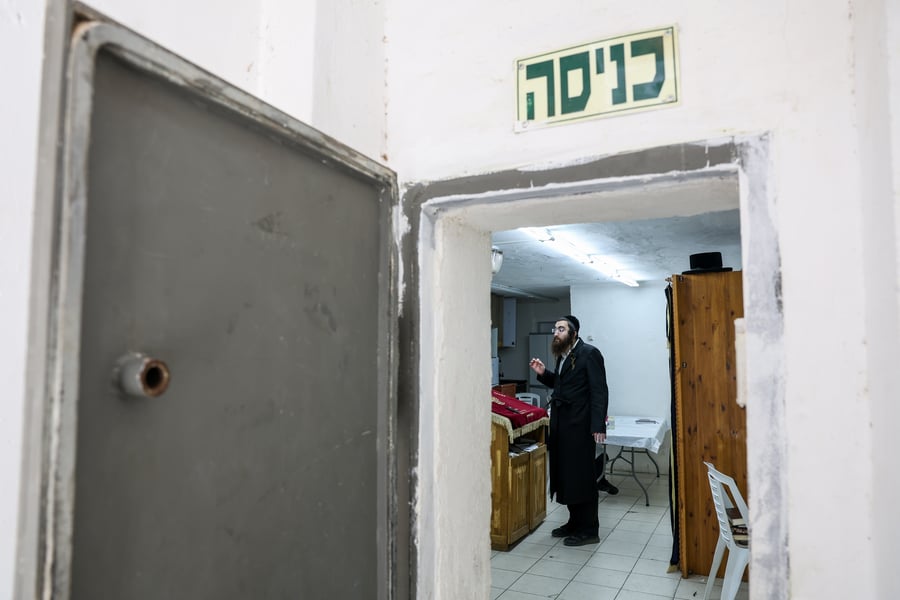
[{"xmin": 672, "ymin": 271, "xmax": 746, "ymax": 578}]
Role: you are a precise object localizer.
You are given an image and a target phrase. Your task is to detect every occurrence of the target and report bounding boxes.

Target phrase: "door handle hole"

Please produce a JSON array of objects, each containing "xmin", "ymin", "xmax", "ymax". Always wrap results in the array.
[
  {"xmin": 117, "ymin": 354, "xmax": 170, "ymax": 398},
  {"xmin": 142, "ymin": 360, "xmax": 170, "ymax": 396}
]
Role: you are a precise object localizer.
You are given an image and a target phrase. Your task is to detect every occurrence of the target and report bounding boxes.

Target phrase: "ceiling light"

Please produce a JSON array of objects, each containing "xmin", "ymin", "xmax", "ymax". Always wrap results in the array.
[
  {"xmin": 521, "ymin": 227, "xmax": 640, "ymax": 287},
  {"xmin": 491, "ymin": 246, "xmax": 504, "ymax": 275},
  {"xmin": 522, "ymin": 227, "xmax": 554, "ymax": 242}
]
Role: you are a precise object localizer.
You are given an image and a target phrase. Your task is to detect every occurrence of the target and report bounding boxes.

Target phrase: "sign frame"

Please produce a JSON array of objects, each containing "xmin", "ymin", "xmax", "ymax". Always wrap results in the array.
[{"xmin": 515, "ymin": 25, "xmax": 680, "ymax": 132}]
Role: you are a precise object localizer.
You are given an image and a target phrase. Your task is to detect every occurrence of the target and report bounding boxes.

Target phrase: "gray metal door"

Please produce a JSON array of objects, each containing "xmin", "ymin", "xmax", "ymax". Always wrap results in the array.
[{"xmin": 50, "ymin": 22, "xmax": 396, "ymax": 599}]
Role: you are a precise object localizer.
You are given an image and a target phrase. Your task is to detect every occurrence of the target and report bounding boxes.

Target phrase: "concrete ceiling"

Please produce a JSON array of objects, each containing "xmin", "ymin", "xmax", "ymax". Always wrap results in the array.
[{"xmin": 490, "ymin": 207, "xmax": 742, "ymax": 301}]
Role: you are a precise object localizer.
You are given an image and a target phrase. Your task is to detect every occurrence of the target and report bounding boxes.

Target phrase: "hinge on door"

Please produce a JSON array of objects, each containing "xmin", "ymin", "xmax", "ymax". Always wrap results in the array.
[{"xmin": 681, "ymin": 362, "xmax": 687, "ymax": 369}]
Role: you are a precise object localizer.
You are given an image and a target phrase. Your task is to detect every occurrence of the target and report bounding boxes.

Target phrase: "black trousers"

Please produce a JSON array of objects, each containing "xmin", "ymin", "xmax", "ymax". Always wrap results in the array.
[{"xmin": 566, "ymin": 497, "xmax": 599, "ymax": 535}]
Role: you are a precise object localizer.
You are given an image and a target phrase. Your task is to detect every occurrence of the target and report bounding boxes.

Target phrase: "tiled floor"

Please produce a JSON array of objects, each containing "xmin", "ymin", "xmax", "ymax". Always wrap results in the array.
[{"xmin": 490, "ymin": 472, "xmax": 749, "ymax": 600}]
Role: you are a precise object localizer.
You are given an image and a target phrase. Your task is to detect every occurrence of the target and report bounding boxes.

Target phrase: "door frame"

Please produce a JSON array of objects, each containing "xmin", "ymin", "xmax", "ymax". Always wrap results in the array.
[{"xmin": 401, "ymin": 135, "xmax": 788, "ymax": 598}]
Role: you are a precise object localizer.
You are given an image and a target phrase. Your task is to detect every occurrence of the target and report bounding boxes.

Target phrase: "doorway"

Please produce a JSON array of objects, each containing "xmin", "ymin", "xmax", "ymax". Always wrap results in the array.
[{"xmin": 402, "ymin": 136, "xmax": 787, "ymax": 598}]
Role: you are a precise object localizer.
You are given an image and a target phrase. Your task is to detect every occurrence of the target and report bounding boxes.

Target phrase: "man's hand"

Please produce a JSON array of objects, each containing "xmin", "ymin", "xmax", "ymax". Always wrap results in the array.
[
  {"xmin": 593, "ymin": 432, "xmax": 606, "ymax": 444},
  {"xmin": 529, "ymin": 357, "xmax": 545, "ymax": 376}
]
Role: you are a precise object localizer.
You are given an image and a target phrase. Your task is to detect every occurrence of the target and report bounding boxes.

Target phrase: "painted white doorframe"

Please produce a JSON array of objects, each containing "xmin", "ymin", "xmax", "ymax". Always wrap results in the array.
[{"xmin": 413, "ymin": 135, "xmax": 786, "ymax": 600}]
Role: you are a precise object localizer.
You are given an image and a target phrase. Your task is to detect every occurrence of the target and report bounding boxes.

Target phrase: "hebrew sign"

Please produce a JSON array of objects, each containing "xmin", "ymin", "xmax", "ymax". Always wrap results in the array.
[{"xmin": 515, "ymin": 26, "xmax": 680, "ymax": 131}]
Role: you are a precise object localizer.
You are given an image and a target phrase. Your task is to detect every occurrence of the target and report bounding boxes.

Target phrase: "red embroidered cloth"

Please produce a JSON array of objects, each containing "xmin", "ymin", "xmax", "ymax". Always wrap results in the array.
[{"xmin": 490, "ymin": 389, "xmax": 548, "ymax": 430}]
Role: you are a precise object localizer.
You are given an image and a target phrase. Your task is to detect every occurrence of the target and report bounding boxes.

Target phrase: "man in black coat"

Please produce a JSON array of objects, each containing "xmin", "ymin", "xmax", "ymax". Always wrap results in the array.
[{"xmin": 529, "ymin": 315, "xmax": 609, "ymax": 546}]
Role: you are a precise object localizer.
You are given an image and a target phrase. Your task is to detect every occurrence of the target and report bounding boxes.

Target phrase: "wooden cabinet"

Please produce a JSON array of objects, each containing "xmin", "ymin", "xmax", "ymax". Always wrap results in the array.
[
  {"xmin": 492, "ymin": 383, "xmax": 517, "ymax": 398},
  {"xmin": 671, "ymin": 271, "xmax": 747, "ymax": 578},
  {"xmin": 490, "ymin": 421, "xmax": 547, "ymax": 550}
]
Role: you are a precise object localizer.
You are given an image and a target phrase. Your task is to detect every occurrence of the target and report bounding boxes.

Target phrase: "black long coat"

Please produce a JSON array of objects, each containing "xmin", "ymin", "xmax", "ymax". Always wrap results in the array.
[{"xmin": 537, "ymin": 338, "xmax": 609, "ymax": 504}]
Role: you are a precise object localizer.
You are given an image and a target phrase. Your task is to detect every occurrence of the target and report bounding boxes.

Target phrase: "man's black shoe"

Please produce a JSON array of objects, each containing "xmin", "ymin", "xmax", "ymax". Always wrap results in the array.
[
  {"xmin": 563, "ymin": 532, "xmax": 600, "ymax": 547},
  {"xmin": 598, "ymin": 477, "xmax": 619, "ymax": 495},
  {"xmin": 551, "ymin": 524, "xmax": 574, "ymax": 538}
]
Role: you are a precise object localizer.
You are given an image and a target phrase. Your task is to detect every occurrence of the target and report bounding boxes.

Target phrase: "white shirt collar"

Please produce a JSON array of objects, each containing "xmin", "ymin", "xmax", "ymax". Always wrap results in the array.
[{"xmin": 561, "ymin": 337, "xmax": 581, "ymax": 360}]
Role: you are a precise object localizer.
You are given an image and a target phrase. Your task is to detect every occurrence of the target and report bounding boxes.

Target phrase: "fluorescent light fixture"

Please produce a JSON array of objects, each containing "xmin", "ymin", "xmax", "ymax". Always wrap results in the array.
[
  {"xmin": 521, "ymin": 227, "xmax": 553, "ymax": 242},
  {"xmin": 522, "ymin": 226, "xmax": 639, "ymax": 287}
]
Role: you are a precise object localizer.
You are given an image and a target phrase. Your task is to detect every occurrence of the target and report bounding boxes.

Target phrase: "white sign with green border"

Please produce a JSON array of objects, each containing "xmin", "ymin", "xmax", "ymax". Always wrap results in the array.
[{"xmin": 515, "ymin": 26, "xmax": 680, "ymax": 131}]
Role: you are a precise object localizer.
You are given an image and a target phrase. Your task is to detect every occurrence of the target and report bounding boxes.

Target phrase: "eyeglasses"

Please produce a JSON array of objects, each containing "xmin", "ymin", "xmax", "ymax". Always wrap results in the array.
[{"xmin": 551, "ymin": 326, "xmax": 569, "ymax": 334}]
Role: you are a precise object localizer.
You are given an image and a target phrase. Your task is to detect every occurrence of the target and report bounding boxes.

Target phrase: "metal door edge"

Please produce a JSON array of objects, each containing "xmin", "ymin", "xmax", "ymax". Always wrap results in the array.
[{"xmin": 43, "ymin": 19, "xmax": 399, "ymax": 599}]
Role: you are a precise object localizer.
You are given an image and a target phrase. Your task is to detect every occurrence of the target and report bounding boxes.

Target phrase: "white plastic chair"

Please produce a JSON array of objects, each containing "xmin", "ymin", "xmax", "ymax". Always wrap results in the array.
[
  {"xmin": 703, "ymin": 462, "xmax": 750, "ymax": 600},
  {"xmin": 515, "ymin": 392, "xmax": 541, "ymax": 407}
]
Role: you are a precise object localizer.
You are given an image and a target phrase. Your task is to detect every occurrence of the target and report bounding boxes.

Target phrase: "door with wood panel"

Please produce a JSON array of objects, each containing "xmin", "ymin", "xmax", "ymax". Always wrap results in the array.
[{"xmin": 672, "ymin": 271, "xmax": 746, "ymax": 578}]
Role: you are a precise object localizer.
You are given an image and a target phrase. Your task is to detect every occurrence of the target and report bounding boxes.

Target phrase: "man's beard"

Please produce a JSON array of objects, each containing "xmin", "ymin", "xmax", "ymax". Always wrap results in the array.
[{"xmin": 552, "ymin": 335, "xmax": 574, "ymax": 359}]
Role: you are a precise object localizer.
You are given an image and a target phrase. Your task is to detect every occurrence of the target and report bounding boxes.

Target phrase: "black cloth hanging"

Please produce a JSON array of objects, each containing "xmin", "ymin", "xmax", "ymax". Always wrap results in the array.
[{"xmin": 665, "ymin": 283, "xmax": 680, "ymax": 570}]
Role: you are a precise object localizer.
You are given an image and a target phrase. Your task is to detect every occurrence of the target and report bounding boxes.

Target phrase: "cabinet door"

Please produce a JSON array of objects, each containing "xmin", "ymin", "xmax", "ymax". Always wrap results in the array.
[
  {"xmin": 490, "ymin": 423, "xmax": 509, "ymax": 547},
  {"xmin": 508, "ymin": 453, "xmax": 531, "ymax": 541},
  {"xmin": 528, "ymin": 446, "xmax": 547, "ymax": 528},
  {"xmin": 673, "ymin": 271, "xmax": 746, "ymax": 578}
]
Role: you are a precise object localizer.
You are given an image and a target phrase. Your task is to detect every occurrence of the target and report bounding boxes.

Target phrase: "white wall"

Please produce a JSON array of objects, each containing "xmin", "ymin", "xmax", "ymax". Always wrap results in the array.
[
  {"xmin": 571, "ymin": 282, "xmax": 670, "ymax": 420},
  {"xmin": 387, "ymin": 2, "xmax": 795, "ymax": 181},
  {"xmin": 1, "ymin": 1, "xmax": 49, "ymax": 596},
  {"xmin": 571, "ymin": 282, "xmax": 672, "ymax": 475},
  {"xmin": 391, "ymin": 1, "xmax": 898, "ymax": 598},
  {"xmin": 87, "ymin": 0, "xmax": 386, "ymax": 160}
]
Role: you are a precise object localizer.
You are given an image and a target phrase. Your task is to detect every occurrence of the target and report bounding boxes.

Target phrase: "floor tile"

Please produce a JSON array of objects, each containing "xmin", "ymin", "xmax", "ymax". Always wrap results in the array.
[
  {"xmin": 675, "ymin": 577, "xmax": 718, "ymax": 599},
  {"xmin": 489, "ymin": 474, "xmax": 750, "ymax": 600},
  {"xmin": 647, "ymin": 533, "xmax": 674, "ymax": 547},
  {"xmin": 622, "ymin": 511, "xmax": 665, "ymax": 524},
  {"xmin": 622, "ymin": 572, "xmax": 680, "ymax": 596},
  {"xmin": 627, "ymin": 504, "xmax": 668, "ymax": 515},
  {"xmin": 615, "ymin": 519, "xmax": 658, "ymax": 534},
  {"xmin": 640, "ymin": 544, "xmax": 673, "ymax": 561},
  {"xmin": 509, "ymin": 573, "xmax": 568, "ymax": 596},
  {"xmin": 490, "ymin": 567, "xmax": 522, "ymax": 588},
  {"xmin": 543, "ymin": 511, "xmax": 568, "ymax": 524},
  {"xmin": 654, "ymin": 521, "xmax": 674, "ymax": 534},
  {"xmin": 542, "ymin": 546, "xmax": 595, "ymax": 565},
  {"xmin": 598, "ymin": 507, "xmax": 629, "ymax": 519},
  {"xmin": 586, "ymin": 552, "xmax": 638, "ymax": 572},
  {"xmin": 631, "ymin": 558, "xmax": 680, "ymax": 579},
  {"xmin": 572, "ymin": 564, "xmax": 629, "ymax": 588},
  {"xmin": 603, "ymin": 497, "xmax": 640, "ymax": 509},
  {"xmin": 607, "ymin": 529, "xmax": 652, "ymax": 545},
  {"xmin": 599, "ymin": 516, "xmax": 624, "ymax": 528},
  {"xmin": 491, "ymin": 553, "xmax": 539, "ymax": 573},
  {"xmin": 520, "ymin": 530, "xmax": 557, "ymax": 547},
  {"xmin": 613, "ymin": 588, "xmax": 673, "ymax": 600},
  {"xmin": 508, "ymin": 542, "xmax": 551, "ymax": 559},
  {"xmin": 597, "ymin": 538, "xmax": 646, "ymax": 557},
  {"xmin": 495, "ymin": 589, "xmax": 547, "ymax": 600},
  {"xmin": 556, "ymin": 580, "xmax": 619, "ymax": 600},
  {"xmin": 526, "ymin": 557, "xmax": 582, "ymax": 581}
]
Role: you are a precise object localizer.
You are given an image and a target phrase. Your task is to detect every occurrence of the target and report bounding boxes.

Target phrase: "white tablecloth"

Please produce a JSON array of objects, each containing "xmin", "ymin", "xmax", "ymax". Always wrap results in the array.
[{"xmin": 604, "ymin": 416, "xmax": 669, "ymax": 454}]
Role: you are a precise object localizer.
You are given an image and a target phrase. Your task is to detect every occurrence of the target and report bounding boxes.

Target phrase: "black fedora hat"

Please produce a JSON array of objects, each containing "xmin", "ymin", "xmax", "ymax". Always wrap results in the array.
[{"xmin": 683, "ymin": 252, "xmax": 733, "ymax": 274}]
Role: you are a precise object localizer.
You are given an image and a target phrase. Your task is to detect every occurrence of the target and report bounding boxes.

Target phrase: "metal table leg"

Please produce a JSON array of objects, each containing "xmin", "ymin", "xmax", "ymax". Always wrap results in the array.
[{"xmin": 606, "ymin": 447, "xmax": 651, "ymax": 506}]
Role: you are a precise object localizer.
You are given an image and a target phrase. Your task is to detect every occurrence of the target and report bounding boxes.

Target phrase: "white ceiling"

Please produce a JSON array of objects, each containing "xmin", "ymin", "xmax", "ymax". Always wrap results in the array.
[{"xmin": 490, "ymin": 209, "xmax": 742, "ymax": 301}]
